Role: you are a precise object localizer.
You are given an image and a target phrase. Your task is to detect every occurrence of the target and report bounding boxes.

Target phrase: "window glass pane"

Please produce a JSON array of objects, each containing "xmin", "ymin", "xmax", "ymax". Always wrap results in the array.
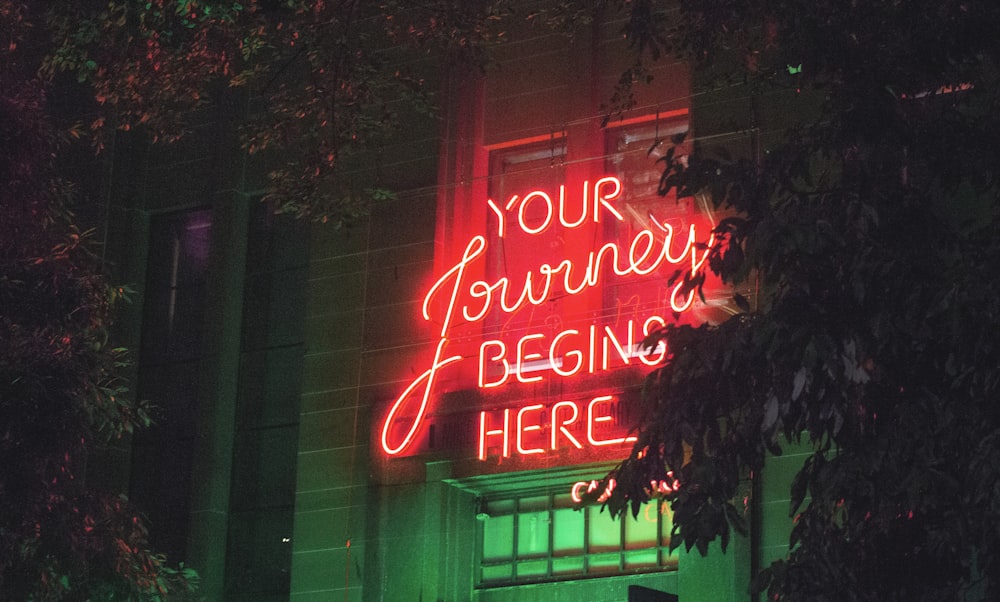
[
  {"xmin": 659, "ymin": 501, "xmax": 675, "ymax": 548},
  {"xmin": 587, "ymin": 506, "xmax": 621, "ymax": 551},
  {"xmin": 128, "ymin": 440, "xmax": 193, "ymax": 562},
  {"xmin": 662, "ymin": 550, "xmax": 680, "ymax": 569},
  {"xmin": 517, "ymin": 559, "xmax": 549, "ymax": 579},
  {"xmin": 552, "ymin": 507, "xmax": 584, "ymax": 554},
  {"xmin": 230, "ymin": 426, "xmax": 298, "ymax": 511},
  {"xmin": 517, "ymin": 510, "xmax": 549, "ymax": 558},
  {"xmin": 225, "ymin": 509, "xmax": 293, "ymax": 594},
  {"xmin": 624, "ymin": 549, "xmax": 659, "ymax": 569},
  {"xmin": 482, "ymin": 514, "xmax": 514, "ymax": 561},
  {"xmin": 602, "ymin": 119, "xmax": 703, "ymax": 327},
  {"xmin": 131, "ymin": 208, "xmax": 211, "ymax": 564},
  {"xmin": 141, "ymin": 209, "xmax": 212, "ymax": 364},
  {"xmin": 552, "ymin": 556, "xmax": 584, "ymax": 575},
  {"xmin": 606, "ymin": 122, "xmax": 687, "ymax": 198},
  {"xmin": 477, "ymin": 494, "xmax": 676, "ymax": 588},
  {"xmin": 604, "ymin": 117, "xmax": 734, "ymax": 328},
  {"xmin": 486, "ymin": 145, "xmax": 569, "ymax": 339},
  {"xmin": 481, "ymin": 563, "xmax": 513, "ymax": 584},
  {"xmin": 624, "ymin": 507, "xmax": 659, "ymax": 549},
  {"xmin": 588, "ymin": 552, "xmax": 621, "ymax": 574}
]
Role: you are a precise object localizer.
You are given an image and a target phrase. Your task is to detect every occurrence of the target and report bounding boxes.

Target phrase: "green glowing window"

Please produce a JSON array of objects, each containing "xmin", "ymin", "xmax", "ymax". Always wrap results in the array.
[{"xmin": 477, "ymin": 493, "xmax": 677, "ymax": 586}]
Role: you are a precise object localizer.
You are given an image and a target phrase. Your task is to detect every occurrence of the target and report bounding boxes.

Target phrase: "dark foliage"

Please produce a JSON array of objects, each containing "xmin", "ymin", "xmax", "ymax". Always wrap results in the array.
[
  {"xmin": 42, "ymin": 0, "xmax": 509, "ymax": 226},
  {"xmin": 1, "ymin": 4, "xmax": 197, "ymax": 598},
  {"xmin": 604, "ymin": 1, "xmax": 1000, "ymax": 601}
]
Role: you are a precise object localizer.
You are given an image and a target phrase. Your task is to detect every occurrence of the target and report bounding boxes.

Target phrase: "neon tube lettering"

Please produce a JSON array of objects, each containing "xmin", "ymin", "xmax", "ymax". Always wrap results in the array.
[
  {"xmin": 464, "ymin": 280, "xmax": 493, "ymax": 323},
  {"xmin": 639, "ymin": 316, "xmax": 667, "ymax": 366},
  {"xmin": 569, "ymin": 479, "xmax": 615, "ymax": 504},
  {"xmin": 477, "ymin": 319, "xmax": 668, "ymax": 385},
  {"xmin": 551, "ymin": 401, "xmax": 583, "ymax": 450},
  {"xmin": 593, "ymin": 177, "xmax": 624, "ymax": 223},
  {"xmin": 518, "ymin": 190, "xmax": 553, "ymax": 235},
  {"xmin": 587, "ymin": 395, "xmax": 637, "ymax": 446},
  {"xmin": 478, "ymin": 396, "xmax": 637, "ymax": 460},
  {"xmin": 670, "ymin": 280, "xmax": 696, "ymax": 313},
  {"xmin": 502, "ymin": 178, "xmax": 622, "ymax": 234},
  {"xmin": 381, "ymin": 339, "xmax": 462, "ymax": 455},
  {"xmin": 424, "ymin": 223, "xmax": 713, "ymax": 330},
  {"xmin": 385, "ymin": 175, "xmax": 718, "ymax": 460},
  {"xmin": 558, "ymin": 184, "xmax": 588, "ymax": 229},
  {"xmin": 588, "ymin": 325, "xmax": 597, "ymax": 374},
  {"xmin": 516, "ymin": 404, "xmax": 545, "ymax": 454},
  {"xmin": 628, "ymin": 229, "xmax": 658, "ymax": 275},
  {"xmin": 516, "ymin": 333, "xmax": 545, "ymax": 383},
  {"xmin": 487, "ymin": 198, "xmax": 506, "ymax": 237},
  {"xmin": 602, "ymin": 324, "xmax": 633, "ymax": 371},
  {"xmin": 570, "ymin": 475, "xmax": 677, "ymax": 504},
  {"xmin": 422, "ymin": 235, "xmax": 486, "ymax": 337},
  {"xmin": 479, "ymin": 409, "xmax": 511, "ymax": 460},
  {"xmin": 478, "ymin": 340, "xmax": 509, "ymax": 388},
  {"xmin": 550, "ymin": 330, "xmax": 583, "ymax": 377}
]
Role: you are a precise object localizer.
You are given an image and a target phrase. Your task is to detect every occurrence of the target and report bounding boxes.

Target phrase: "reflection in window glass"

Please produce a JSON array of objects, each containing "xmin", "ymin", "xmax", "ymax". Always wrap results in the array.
[{"xmin": 625, "ymin": 504, "xmax": 658, "ymax": 549}]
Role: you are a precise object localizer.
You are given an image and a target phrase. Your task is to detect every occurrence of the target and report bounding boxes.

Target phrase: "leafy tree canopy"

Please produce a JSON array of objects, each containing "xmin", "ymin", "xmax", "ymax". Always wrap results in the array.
[
  {"xmin": 37, "ymin": 0, "xmax": 512, "ymax": 225},
  {"xmin": 1, "ymin": 6, "xmax": 198, "ymax": 599},
  {"xmin": 600, "ymin": 1, "xmax": 1000, "ymax": 601}
]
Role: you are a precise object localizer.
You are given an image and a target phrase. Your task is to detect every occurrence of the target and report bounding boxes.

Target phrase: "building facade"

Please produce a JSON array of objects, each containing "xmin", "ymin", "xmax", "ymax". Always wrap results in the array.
[{"xmin": 98, "ymin": 7, "xmax": 808, "ymax": 601}]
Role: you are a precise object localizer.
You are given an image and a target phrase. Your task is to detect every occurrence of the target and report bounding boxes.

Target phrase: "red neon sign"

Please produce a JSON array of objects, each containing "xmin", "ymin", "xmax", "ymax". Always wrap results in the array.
[
  {"xmin": 476, "ymin": 395, "xmax": 639, "ymax": 461},
  {"xmin": 380, "ymin": 176, "xmax": 716, "ymax": 459},
  {"xmin": 570, "ymin": 472, "xmax": 679, "ymax": 503}
]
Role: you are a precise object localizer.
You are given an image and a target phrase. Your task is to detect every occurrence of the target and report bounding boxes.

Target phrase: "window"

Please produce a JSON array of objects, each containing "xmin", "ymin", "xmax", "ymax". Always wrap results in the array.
[
  {"xmin": 131, "ymin": 208, "xmax": 213, "ymax": 562},
  {"xmin": 603, "ymin": 115, "xmax": 732, "ymax": 326},
  {"xmin": 139, "ymin": 208, "xmax": 213, "ymax": 363},
  {"xmin": 477, "ymin": 493, "xmax": 676, "ymax": 586},
  {"xmin": 485, "ymin": 140, "xmax": 568, "ymax": 341}
]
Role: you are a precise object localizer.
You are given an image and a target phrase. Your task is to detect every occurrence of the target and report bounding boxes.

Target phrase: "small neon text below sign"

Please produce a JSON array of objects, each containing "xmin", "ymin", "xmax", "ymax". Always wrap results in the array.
[{"xmin": 380, "ymin": 176, "xmax": 714, "ymax": 460}]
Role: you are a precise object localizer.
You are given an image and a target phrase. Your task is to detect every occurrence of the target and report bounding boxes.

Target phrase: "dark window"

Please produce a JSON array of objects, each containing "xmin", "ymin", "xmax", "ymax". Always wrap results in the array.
[
  {"xmin": 131, "ymin": 208, "xmax": 213, "ymax": 562},
  {"xmin": 140, "ymin": 209, "xmax": 212, "ymax": 364}
]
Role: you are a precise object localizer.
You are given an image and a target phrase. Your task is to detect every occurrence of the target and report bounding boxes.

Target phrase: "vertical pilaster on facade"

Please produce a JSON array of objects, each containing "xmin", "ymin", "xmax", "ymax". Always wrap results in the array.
[
  {"xmin": 758, "ymin": 443, "xmax": 812, "ymax": 570},
  {"xmin": 291, "ymin": 214, "xmax": 372, "ymax": 601},
  {"xmin": 676, "ymin": 536, "xmax": 751, "ymax": 602}
]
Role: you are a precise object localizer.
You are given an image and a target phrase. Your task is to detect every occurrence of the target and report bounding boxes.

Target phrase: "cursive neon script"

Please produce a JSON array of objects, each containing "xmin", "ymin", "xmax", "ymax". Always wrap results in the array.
[{"xmin": 380, "ymin": 176, "xmax": 714, "ymax": 457}]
